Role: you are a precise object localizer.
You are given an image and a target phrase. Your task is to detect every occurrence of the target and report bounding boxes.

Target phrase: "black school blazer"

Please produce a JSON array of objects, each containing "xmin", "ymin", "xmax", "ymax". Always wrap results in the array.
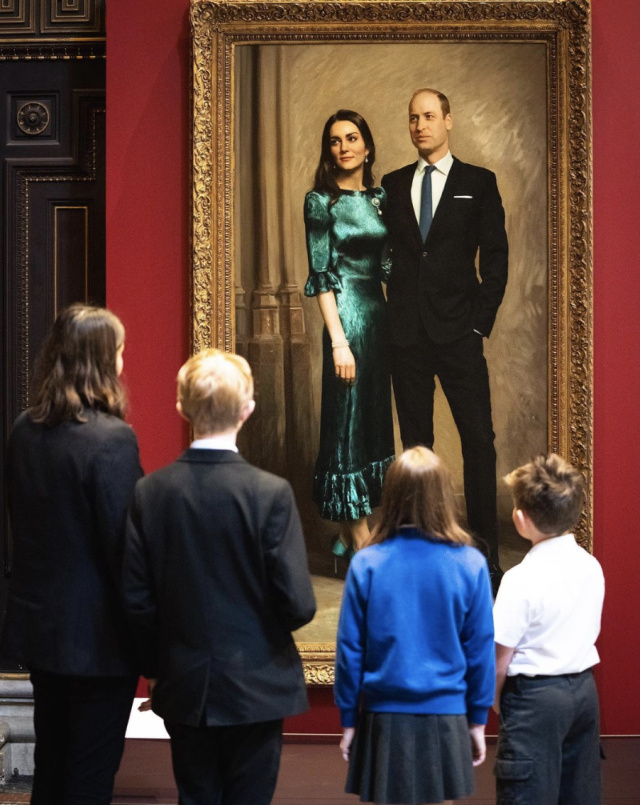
[
  {"xmin": 122, "ymin": 449, "xmax": 317, "ymax": 727},
  {"xmin": 3, "ymin": 409, "xmax": 143, "ymax": 676}
]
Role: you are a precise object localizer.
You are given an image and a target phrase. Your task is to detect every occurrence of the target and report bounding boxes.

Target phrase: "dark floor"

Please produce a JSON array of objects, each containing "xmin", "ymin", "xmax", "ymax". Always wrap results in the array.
[
  {"xmin": 0, "ymin": 738, "xmax": 636, "ymax": 804},
  {"xmin": 107, "ymin": 737, "xmax": 638, "ymax": 805}
]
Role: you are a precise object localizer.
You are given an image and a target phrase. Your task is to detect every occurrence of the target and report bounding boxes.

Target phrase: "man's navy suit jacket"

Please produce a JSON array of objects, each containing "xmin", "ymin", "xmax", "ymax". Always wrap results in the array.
[{"xmin": 382, "ymin": 157, "xmax": 508, "ymax": 346}]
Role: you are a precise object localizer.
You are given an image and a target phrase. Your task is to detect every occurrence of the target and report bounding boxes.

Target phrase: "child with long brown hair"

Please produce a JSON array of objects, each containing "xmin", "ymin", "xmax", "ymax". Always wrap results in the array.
[
  {"xmin": 335, "ymin": 447, "xmax": 495, "ymax": 805},
  {"xmin": 2, "ymin": 304, "xmax": 142, "ymax": 805}
]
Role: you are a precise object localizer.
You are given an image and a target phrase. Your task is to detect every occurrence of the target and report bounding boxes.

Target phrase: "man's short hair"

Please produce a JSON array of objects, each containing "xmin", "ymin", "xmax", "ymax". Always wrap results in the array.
[
  {"xmin": 409, "ymin": 88, "xmax": 451, "ymax": 117},
  {"xmin": 504, "ymin": 453, "xmax": 584, "ymax": 537},
  {"xmin": 177, "ymin": 348, "xmax": 253, "ymax": 434}
]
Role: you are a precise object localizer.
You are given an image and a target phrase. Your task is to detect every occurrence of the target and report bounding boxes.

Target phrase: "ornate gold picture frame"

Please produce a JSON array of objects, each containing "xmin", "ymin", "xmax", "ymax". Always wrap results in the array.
[{"xmin": 190, "ymin": 0, "xmax": 592, "ymax": 684}]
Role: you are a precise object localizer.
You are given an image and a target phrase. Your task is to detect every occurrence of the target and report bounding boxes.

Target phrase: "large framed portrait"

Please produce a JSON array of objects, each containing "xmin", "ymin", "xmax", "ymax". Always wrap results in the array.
[{"xmin": 190, "ymin": 0, "xmax": 592, "ymax": 683}]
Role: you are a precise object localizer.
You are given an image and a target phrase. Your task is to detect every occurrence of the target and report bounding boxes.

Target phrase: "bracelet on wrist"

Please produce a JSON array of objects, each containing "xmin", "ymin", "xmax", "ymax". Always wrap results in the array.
[{"xmin": 332, "ymin": 340, "xmax": 349, "ymax": 349}]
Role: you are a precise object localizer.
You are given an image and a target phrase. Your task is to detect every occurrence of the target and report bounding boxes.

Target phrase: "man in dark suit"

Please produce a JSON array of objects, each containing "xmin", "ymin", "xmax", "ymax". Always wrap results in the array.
[
  {"xmin": 382, "ymin": 88, "xmax": 508, "ymax": 583},
  {"xmin": 122, "ymin": 349, "xmax": 316, "ymax": 805}
]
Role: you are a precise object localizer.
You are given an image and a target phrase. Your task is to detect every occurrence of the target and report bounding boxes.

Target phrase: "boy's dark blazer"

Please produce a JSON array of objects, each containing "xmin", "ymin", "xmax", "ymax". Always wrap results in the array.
[
  {"xmin": 122, "ymin": 448, "xmax": 316, "ymax": 727},
  {"xmin": 381, "ymin": 156, "xmax": 508, "ymax": 346},
  {"xmin": 2, "ymin": 409, "xmax": 142, "ymax": 676}
]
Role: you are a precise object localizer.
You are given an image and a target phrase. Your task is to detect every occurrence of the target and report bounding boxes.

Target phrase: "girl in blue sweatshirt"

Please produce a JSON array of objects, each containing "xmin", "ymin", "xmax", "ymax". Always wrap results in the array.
[{"xmin": 335, "ymin": 446, "xmax": 495, "ymax": 804}]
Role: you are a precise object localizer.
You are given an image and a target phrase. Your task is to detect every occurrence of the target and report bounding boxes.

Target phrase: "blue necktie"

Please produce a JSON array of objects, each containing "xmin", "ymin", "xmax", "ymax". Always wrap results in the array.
[{"xmin": 419, "ymin": 165, "xmax": 436, "ymax": 242}]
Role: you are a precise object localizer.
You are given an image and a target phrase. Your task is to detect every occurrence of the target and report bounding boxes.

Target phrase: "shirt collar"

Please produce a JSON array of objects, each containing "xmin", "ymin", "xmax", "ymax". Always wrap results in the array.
[
  {"xmin": 190, "ymin": 434, "xmax": 238, "ymax": 452},
  {"xmin": 526, "ymin": 532, "xmax": 576, "ymax": 557},
  {"xmin": 417, "ymin": 150, "xmax": 453, "ymax": 177}
]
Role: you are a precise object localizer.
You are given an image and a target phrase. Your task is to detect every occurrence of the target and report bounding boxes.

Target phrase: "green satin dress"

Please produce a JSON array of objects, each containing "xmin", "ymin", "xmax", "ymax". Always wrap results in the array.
[{"xmin": 304, "ymin": 187, "xmax": 395, "ymax": 522}]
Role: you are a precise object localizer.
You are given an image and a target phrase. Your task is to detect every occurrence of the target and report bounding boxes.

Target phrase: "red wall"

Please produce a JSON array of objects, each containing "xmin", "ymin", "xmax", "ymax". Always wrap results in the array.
[
  {"xmin": 107, "ymin": 0, "xmax": 640, "ymax": 734},
  {"xmin": 106, "ymin": 0, "xmax": 191, "ymax": 467},
  {"xmin": 591, "ymin": 0, "xmax": 640, "ymax": 736}
]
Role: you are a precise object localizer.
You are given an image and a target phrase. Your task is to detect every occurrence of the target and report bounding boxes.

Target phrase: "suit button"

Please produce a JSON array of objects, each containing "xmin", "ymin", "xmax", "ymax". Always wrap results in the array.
[{"xmin": 422, "ymin": 251, "xmax": 427, "ymax": 257}]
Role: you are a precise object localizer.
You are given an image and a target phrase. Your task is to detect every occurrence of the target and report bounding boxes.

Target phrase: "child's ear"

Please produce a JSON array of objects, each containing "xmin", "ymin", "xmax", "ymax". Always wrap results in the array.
[
  {"xmin": 176, "ymin": 401, "xmax": 189, "ymax": 422},
  {"xmin": 512, "ymin": 508, "xmax": 529, "ymax": 536},
  {"xmin": 239, "ymin": 399, "xmax": 256, "ymax": 425}
]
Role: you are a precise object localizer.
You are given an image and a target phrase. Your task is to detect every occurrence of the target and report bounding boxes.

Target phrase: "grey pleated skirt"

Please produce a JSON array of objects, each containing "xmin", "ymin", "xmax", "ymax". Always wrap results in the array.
[{"xmin": 346, "ymin": 712, "xmax": 475, "ymax": 804}]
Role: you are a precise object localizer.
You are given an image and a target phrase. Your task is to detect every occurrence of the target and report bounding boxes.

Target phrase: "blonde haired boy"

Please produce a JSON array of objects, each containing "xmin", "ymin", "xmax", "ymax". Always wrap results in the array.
[
  {"xmin": 493, "ymin": 454, "xmax": 604, "ymax": 805},
  {"xmin": 177, "ymin": 348, "xmax": 254, "ymax": 436},
  {"xmin": 123, "ymin": 348, "xmax": 316, "ymax": 805}
]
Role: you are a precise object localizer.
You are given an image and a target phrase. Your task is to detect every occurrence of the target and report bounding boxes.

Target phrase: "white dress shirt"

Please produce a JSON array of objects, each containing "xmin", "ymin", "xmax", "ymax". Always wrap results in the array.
[
  {"xmin": 411, "ymin": 150, "xmax": 454, "ymax": 225},
  {"xmin": 493, "ymin": 534, "xmax": 605, "ymax": 676},
  {"xmin": 190, "ymin": 435, "xmax": 238, "ymax": 452}
]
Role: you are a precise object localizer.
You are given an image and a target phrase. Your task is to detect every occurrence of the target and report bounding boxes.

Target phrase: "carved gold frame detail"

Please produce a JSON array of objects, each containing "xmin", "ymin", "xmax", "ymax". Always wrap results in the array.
[{"xmin": 190, "ymin": 0, "xmax": 593, "ymax": 684}]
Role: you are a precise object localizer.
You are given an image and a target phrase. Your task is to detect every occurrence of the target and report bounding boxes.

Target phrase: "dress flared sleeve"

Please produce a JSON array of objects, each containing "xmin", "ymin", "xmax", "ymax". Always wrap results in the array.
[{"xmin": 303, "ymin": 191, "xmax": 342, "ymax": 297}]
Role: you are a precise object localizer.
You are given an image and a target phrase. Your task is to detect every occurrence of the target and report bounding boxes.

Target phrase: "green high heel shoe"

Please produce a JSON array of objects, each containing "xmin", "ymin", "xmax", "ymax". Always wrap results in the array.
[
  {"xmin": 332, "ymin": 537, "xmax": 355, "ymax": 573},
  {"xmin": 332, "ymin": 537, "xmax": 349, "ymax": 557}
]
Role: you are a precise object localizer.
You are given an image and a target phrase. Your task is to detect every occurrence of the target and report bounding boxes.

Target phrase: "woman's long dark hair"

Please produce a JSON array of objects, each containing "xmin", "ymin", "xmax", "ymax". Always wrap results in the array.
[
  {"xmin": 370, "ymin": 447, "xmax": 473, "ymax": 547},
  {"xmin": 29, "ymin": 304, "xmax": 128, "ymax": 425},
  {"xmin": 313, "ymin": 110, "xmax": 376, "ymax": 202}
]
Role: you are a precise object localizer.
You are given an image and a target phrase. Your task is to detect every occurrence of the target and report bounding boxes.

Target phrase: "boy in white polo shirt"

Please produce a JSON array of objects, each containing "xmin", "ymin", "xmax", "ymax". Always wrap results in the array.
[{"xmin": 493, "ymin": 453, "xmax": 604, "ymax": 805}]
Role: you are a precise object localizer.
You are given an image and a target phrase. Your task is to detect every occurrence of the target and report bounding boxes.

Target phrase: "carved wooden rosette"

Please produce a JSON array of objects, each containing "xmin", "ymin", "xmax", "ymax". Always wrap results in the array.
[{"xmin": 190, "ymin": 0, "xmax": 593, "ymax": 684}]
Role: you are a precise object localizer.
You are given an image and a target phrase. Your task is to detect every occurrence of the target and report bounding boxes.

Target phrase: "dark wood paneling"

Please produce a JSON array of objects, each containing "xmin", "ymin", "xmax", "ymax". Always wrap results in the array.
[
  {"xmin": 41, "ymin": 0, "xmax": 103, "ymax": 35},
  {"xmin": 0, "ymin": 0, "xmax": 103, "ymax": 38},
  {"xmin": 3, "ymin": 77, "xmax": 106, "ymax": 421},
  {"xmin": 52, "ymin": 205, "xmax": 90, "ymax": 313},
  {"xmin": 0, "ymin": 0, "xmax": 36, "ymax": 36}
]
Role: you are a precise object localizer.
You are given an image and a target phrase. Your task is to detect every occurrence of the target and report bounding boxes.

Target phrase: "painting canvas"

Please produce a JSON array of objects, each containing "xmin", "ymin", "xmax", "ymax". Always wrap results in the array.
[{"xmin": 191, "ymin": 0, "xmax": 593, "ymax": 682}]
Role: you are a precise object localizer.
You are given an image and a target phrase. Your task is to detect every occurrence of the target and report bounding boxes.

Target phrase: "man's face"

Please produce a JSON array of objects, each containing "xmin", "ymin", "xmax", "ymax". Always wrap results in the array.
[{"xmin": 408, "ymin": 92, "xmax": 452, "ymax": 162}]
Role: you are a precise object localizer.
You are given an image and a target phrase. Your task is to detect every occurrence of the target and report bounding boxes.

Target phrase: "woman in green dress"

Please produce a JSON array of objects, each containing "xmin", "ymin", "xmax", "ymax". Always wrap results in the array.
[{"xmin": 304, "ymin": 110, "xmax": 395, "ymax": 555}]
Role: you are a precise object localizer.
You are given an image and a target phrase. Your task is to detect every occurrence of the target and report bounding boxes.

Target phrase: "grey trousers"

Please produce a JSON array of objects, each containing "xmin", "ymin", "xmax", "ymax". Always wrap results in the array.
[{"xmin": 495, "ymin": 669, "xmax": 601, "ymax": 805}]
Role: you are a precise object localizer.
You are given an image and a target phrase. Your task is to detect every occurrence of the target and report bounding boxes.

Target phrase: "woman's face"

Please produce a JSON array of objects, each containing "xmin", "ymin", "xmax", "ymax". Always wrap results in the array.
[
  {"xmin": 329, "ymin": 120, "xmax": 369, "ymax": 175},
  {"xmin": 115, "ymin": 342, "xmax": 125, "ymax": 377}
]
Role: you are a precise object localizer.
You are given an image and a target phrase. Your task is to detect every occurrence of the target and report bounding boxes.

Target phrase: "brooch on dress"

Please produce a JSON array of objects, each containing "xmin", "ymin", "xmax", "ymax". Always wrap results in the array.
[{"xmin": 371, "ymin": 197, "xmax": 383, "ymax": 216}]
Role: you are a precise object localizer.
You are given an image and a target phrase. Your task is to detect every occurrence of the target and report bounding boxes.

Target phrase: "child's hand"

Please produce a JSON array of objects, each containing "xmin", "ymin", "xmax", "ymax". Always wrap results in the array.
[
  {"xmin": 340, "ymin": 727, "xmax": 355, "ymax": 761},
  {"xmin": 137, "ymin": 678, "xmax": 157, "ymax": 712},
  {"xmin": 469, "ymin": 723, "xmax": 486, "ymax": 766}
]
